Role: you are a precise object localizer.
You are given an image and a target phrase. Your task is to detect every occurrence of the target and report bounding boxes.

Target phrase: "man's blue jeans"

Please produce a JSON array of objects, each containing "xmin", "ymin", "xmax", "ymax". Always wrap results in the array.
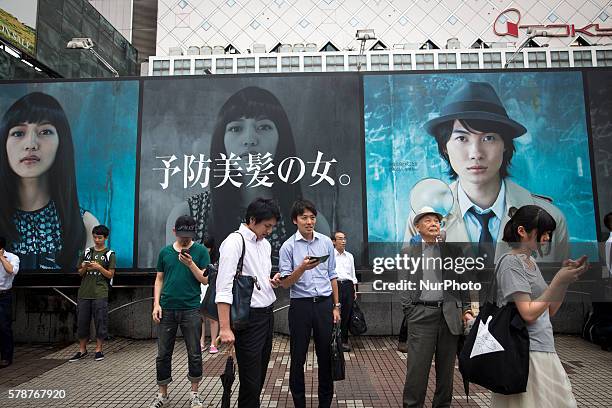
[{"xmin": 155, "ymin": 308, "xmax": 202, "ymax": 385}]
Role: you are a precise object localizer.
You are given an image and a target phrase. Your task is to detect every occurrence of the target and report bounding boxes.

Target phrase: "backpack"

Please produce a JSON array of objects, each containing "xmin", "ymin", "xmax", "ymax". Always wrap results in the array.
[{"xmin": 83, "ymin": 247, "xmax": 115, "ymax": 287}]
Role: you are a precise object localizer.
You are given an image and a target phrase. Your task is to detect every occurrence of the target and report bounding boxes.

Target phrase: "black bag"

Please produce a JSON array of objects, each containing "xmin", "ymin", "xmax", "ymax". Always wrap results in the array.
[
  {"xmin": 330, "ymin": 323, "xmax": 346, "ymax": 381},
  {"xmin": 458, "ymin": 254, "xmax": 530, "ymax": 395},
  {"xmin": 348, "ymin": 301, "xmax": 367, "ymax": 335},
  {"xmin": 582, "ymin": 302, "xmax": 612, "ymax": 351},
  {"xmin": 201, "ymin": 232, "xmax": 259, "ymax": 331}
]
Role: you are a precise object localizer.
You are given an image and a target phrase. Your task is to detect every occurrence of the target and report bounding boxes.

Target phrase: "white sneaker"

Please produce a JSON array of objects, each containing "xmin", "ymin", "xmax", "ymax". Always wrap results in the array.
[
  {"xmin": 190, "ymin": 391, "xmax": 204, "ymax": 408},
  {"xmin": 149, "ymin": 393, "xmax": 169, "ymax": 408}
]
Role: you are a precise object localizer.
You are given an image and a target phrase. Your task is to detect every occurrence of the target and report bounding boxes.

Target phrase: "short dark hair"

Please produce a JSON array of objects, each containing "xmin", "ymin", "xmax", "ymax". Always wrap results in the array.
[
  {"xmin": 291, "ymin": 199, "xmax": 317, "ymax": 221},
  {"xmin": 92, "ymin": 225, "xmax": 110, "ymax": 237},
  {"xmin": 604, "ymin": 212, "xmax": 612, "ymax": 230},
  {"xmin": 502, "ymin": 205, "xmax": 556, "ymax": 248},
  {"xmin": 245, "ymin": 198, "xmax": 281, "ymax": 225},
  {"xmin": 331, "ymin": 230, "xmax": 346, "ymax": 241},
  {"xmin": 432, "ymin": 118, "xmax": 516, "ymax": 179},
  {"xmin": 0, "ymin": 236, "xmax": 5, "ymax": 250},
  {"xmin": 202, "ymin": 234, "xmax": 219, "ymax": 263}
]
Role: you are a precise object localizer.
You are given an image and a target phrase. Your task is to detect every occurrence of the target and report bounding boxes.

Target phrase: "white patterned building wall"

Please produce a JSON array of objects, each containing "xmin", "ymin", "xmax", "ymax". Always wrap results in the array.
[{"xmin": 155, "ymin": 0, "xmax": 612, "ymax": 56}]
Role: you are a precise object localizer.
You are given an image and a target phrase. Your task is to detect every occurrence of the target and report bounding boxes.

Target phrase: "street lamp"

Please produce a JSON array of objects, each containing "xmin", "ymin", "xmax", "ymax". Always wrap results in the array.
[
  {"xmin": 66, "ymin": 37, "xmax": 119, "ymax": 77},
  {"xmin": 504, "ymin": 28, "xmax": 549, "ymax": 69},
  {"xmin": 355, "ymin": 29, "xmax": 376, "ymax": 71}
]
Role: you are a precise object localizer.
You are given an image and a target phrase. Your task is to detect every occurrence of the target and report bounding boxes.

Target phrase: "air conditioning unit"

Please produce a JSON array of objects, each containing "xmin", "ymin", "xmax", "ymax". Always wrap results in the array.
[{"xmin": 168, "ymin": 47, "xmax": 183, "ymax": 56}]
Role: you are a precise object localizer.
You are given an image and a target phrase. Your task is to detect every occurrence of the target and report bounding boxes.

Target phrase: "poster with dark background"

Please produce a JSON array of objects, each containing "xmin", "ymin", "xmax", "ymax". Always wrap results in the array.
[
  {"xmin": 137, "ymin": 74, "xmax": 364, "ymax": 268},
  {"xmin": 586, "ymin": 71, "xmax": 612, "ymax": 238}
]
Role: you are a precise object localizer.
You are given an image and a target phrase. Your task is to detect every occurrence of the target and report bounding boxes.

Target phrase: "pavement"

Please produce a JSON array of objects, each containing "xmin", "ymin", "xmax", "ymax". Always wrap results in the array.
[{"xmin": 0, "ymin": 335, "xmax": 610, "ymax": 407}]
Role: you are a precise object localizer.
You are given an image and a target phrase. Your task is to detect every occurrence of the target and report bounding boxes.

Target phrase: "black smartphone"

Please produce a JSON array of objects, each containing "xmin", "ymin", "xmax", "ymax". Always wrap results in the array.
[
  {"xmin": 308, "ymin": 254, "xmax": 330, "ymax": 263},
  {"xmin": 180, "ymin": 248, "xmax": 190, "ymax": 255}
]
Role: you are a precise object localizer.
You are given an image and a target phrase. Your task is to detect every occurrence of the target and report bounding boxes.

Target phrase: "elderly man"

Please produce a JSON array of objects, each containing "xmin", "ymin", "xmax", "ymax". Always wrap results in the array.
[{"xmin": 401, "ymin": 207, "xmax": 474, "ymax": 408}]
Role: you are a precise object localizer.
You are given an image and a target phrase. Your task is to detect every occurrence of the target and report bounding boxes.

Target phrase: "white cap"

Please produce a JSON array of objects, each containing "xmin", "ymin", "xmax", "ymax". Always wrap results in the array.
[{"xmin": 413, "ymin": 206, "xmax": 443, "ymax": 225}]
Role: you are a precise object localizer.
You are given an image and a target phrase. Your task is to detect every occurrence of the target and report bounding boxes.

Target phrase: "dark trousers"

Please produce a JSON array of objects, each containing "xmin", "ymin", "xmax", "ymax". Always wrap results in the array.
[
  {"xmin": 234, "ymin": 306, "xmax": 274, "ymax": 408},
  {"xmin": 289, "ymin": 296, "xmax": 334, "ymax": 408},
  {"xmin": 0, "ymin": 291, "xmax": 13, "ymax": 364},
  {"xmin": 338, "ymin": 281, "xmax": 355, "ymax": 343},
  {"xmin": 156, "ymin": 308, "xmax": 202, "ymax": 385},
  {"xmin": 402, "ymin": 305, "xmax": 459, "ymax": 408},
  {"xmin": 76, "ymin": 298, "xmax": 109, "ymax": 340}
]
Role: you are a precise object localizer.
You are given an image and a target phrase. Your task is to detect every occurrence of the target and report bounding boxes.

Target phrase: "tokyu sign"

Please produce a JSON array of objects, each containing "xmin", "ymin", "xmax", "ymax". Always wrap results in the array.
[{"xmin": 494, "ymin": 8, "xmax": 612, "ymax": 38}]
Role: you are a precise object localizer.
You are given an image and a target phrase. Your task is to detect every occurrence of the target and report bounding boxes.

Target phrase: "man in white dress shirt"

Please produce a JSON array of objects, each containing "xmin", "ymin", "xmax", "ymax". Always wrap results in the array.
[
  {"xmin": 217, "ymin": 198, "xmax": 282, "ymax": 408},
  {"xmin": 0, "ymin": 236, "xmax": 20, "ymax": 369},
  {"xmin": 332, "ymin": 230, "xmax": 358, "ymax": 351}
]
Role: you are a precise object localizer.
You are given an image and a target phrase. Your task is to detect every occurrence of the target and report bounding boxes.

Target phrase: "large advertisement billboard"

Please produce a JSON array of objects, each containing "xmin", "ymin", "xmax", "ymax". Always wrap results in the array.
[
  {"xmin": 0, "ymin": 81, "xmax": 139, "ymax": 270},
  {"xmin": 0, "ymin": 0, "xmax": 37, "ymax": 56},
  {"xmin": 0, "ymin": 69, "xmax": 610, "ymax": 274},
  {"xmin": 364, "ymin": 71, "xmax": 598, "ymax": 263},
  {"xmin": 137, "ymin": 75, "xmax": 364, "ymax": 268}
]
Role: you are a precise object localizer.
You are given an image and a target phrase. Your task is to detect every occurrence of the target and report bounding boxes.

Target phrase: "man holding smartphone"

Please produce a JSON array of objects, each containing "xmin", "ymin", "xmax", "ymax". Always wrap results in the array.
[
  {"xmin": 149, "ymin": 215, "xmax": 210, "ymax": 408},
  {"xmin": 70, "ymin": 225, "xmax": 115, "ymax": 363},
  {"xmin": 279, "ymin": 200, "xmax": 339, "ymax": 408}
]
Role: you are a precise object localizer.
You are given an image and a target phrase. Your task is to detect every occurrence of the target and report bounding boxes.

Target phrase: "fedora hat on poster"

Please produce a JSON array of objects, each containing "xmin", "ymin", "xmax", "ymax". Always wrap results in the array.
[{"xmin": 424, "ymin": 80, "xmax": 527, "ymax": 138}]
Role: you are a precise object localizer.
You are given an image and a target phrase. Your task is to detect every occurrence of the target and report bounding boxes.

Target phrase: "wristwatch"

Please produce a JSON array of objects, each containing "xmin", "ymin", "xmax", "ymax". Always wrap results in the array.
[{"xmin": 334, "ymin": 303, "xmax": 341, "ymax": 309}]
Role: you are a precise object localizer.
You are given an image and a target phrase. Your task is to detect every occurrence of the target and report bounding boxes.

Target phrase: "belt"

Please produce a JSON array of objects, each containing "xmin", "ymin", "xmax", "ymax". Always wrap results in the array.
[
  {"xmin": 338, "ymin": 280, "xmax": 353, "ymax": 284},
  {"xmin": 0, "ymin": 288, "xmax": 12, "ymax": 295},
  {"xmin": 250, "ymin": 305, "xmax": 274, "ymax": 314},
  {"xmin": 292, "ymin": 295, "xmax": 332, "ymax": 303},
  {"xmin": 413, "ymin": 300, "xmax": 444, "ymax": 307}
]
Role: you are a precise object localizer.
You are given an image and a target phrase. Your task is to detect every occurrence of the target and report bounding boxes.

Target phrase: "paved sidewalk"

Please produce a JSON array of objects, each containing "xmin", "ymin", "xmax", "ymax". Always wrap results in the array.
[{"xmin": 0, "ymin": 335, "xmax": 610, "ymax": 407}]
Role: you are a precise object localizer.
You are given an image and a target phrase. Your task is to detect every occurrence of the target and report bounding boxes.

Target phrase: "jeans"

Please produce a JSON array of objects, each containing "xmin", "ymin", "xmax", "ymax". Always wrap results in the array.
[
  {"xmin": 156, "ymin": 308, "xmax": 203, "ymax": 385},
  {"xmin": 0, "ymin": 291, "xmax": 13, "ymax": 364}
]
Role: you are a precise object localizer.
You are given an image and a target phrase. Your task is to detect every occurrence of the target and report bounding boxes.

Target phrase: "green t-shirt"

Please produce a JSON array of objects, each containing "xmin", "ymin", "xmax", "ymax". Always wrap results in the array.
[
  {"xmin": 77, "ymin": 248, "xmax": 116, "ymax": 299},
  {"xmin": 157, "ymin": 243, "xmax": 210, "ymax": 310}
]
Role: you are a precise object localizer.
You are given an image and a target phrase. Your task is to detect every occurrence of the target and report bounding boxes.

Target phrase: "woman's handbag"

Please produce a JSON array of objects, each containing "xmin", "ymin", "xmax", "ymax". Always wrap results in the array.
[
  {"xmin": 348, "ymin": 301, "xmax": 367, "ymax": 335},
  {"xmin": 330, "ymin": 323, "xmax": 346, "ymax": 381},
  {"xmin": 458, "ymin": 254, "xmax": 530, "ymax": 395},
  {"xmin": 201, "ymin": 232, "xmax": 259, "ymax": 331}
]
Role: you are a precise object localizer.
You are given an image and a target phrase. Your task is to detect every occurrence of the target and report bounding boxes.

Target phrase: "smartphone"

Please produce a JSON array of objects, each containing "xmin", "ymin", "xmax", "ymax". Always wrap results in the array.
[
  {"xmin": 180, "ymin": 248, "xmax": 190, "ymax": 255},
  {"xmin": 308, "ymin": 254, "xmax": 330, "ymax": 263}
]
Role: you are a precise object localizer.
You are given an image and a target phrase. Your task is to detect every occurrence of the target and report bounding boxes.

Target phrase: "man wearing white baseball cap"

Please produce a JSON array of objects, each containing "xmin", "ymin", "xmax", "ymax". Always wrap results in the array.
[{"xmin": 401, "ymin": 206, "xmax": 474, "ymax": 408}]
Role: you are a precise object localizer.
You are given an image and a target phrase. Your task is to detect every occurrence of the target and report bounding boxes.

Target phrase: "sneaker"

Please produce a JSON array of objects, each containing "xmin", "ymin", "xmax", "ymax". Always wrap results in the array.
[
  {"xmin": 209, "ymin": 345, "xmax": 218, "ymax": 354},
  {"xmin": 342, "ymin": 343, "xmax": 351, "ymax": 352},
  {"xmin": 94, "ymin": 351, "xmax": 105, "ymax": 361},
  {"xmin": 68, "ymin": 351, "xmax": 88, "ymax": 362},
  {"xmin": 189, "ymin": 391, "xmax": 204, "ymax": 408},
  {"xmin": 200, "ymin": 344, "xmax": 209, "ymax": 353},
  {"xmin": 148, "ymin": 393, "xmax": 169, "ymax": 408}
]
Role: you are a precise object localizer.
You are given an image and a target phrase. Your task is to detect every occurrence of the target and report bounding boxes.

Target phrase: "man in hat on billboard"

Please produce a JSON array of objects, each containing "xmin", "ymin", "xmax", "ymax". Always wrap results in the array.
[
  {"xmin": 150, "ymin": 215, "xmax": 210, "ymax": 408},
  {"xmin": 401, "ymin": 206, "xmax": 474, "ymax": 408},
  {"xmin": 404, "ymin": 80, "xmax": 568, "ymax": 265}
]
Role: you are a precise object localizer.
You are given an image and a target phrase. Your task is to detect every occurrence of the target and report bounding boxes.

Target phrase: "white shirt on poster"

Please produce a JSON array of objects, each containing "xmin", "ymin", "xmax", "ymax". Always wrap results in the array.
[
  {"xmin": 216, "ymin": 224, "xmax": 276, "ymax": 308},
  {"xmin": 334, "ymin": 249, "xmax": 357, "ymax": 283}
]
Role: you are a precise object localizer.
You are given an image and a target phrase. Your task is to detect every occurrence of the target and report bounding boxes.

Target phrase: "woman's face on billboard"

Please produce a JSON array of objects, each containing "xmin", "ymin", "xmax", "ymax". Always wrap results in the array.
[
  {"xmin": 223, "ymin": 116, "xmax": 280, "ymax": 164},
  {"xmin": 445, "ymin": 120, "xmax": 504, "ymax": 185},
  {"xmin": 6, "ymin": 121, "xmax": 59, "ymax": 179}
]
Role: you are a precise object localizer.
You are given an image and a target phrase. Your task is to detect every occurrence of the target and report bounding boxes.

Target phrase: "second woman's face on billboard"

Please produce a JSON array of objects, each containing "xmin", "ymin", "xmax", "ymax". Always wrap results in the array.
[
  {"xmin": 444, "ymin": 120, "xmax": 504, "ymax": 185},
  {"xmin": 224, "ymin": 116, "xmax": 279, "ymax": 163},
  {"xmin": 6, "ymin": 122, "xmax": 59, "ymax": 179}
]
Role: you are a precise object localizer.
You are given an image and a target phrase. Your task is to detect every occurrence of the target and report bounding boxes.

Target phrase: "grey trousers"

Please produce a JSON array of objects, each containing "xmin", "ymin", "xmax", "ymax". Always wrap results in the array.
[{"xmin": 402, "ymin": 305, "xmax": 459, "ymax": 408}]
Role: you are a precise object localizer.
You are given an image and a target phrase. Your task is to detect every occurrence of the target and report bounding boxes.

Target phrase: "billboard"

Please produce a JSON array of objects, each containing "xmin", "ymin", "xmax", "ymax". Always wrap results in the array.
[
  {"xmin": 364, "ymin": 71, "xmax": 598, "ymax": 263},
  {"xmin": 137, "ymin": 75, "xmax": 364, "ymax": 268},
  {"xmin": 0, "ymin": 0, "xmax": 37, "ymax": 56},
  {"xmin": 0, "ymin": 80, "xmax": 139, "ymax": 270},
  {"xmin": 1, "ymin": 69, "xmax": 610, "ymax": 274}
]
